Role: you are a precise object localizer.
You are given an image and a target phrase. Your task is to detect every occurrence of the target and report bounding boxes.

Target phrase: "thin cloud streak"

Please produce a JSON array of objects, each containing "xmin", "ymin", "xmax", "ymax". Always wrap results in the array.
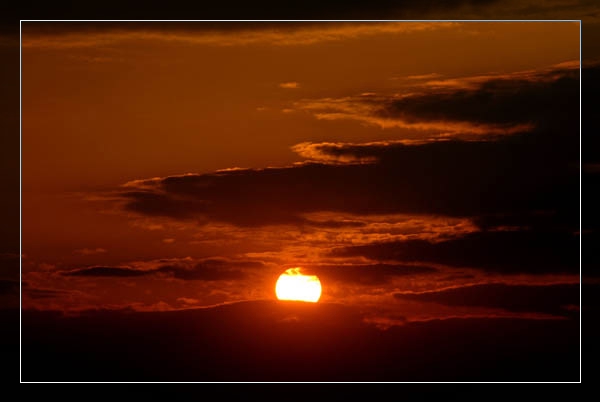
[
  {"xmin": 421, "ymin": 60, "xmax": 579, "ymax": 90},
  {"xmin": 293, "ymin": 95, "xmax": 533, "ymax": 137},
  {"xmin": 292, "ymin": 139, "xmax": 448, "ymax": 163},
  {"xmin": 279, "ymin": 82, "xmax": 300, "ymax": 89},
  {"xmin": 21, "ymin": 22, "xmax": 458, "ymax": 49}
]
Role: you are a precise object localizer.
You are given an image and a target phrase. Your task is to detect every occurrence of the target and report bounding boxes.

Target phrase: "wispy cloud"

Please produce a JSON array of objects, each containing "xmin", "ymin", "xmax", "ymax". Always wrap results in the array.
[
  {"xmin": 61, "ymin": 257, "xmax": 265, "ymax": 281},
  {"xmin": 330, "ymin": 230, "xmax": 579, "ymax": 275},
  {"xmin": 73, "ymin": 247, "xmax": 107, "ymax": 256},
  {"xmin": 279, "ymin": 82, "xmax": 300, "ymax": 89},
  {"xmin": 63, "ymin": 266, "xmax": 151, "ymax": 277},
  {"xmin": 394, "ymin": 282, "xmax": 580, "ymax": 315},
  {"xmin": 177, "ymin": 297, "xmax": 200, "ymax": 305},
  {"xmin": 21, "ymin": 22, "xmax": 458, "ymax": 49},
  {"xmin": 293, "ymin": 95, "xmax": 534, "ymax": 137},
  {"xmin": 420, "ymin": 60, "xmax": 579, "ymax": 90},
  {"xmin": 291, "ymin": 139, "xmax": 445, "ymax": 163},
  {"xmin": 403, "ymin": 73, "xmax": 443, "ymax": 81}
]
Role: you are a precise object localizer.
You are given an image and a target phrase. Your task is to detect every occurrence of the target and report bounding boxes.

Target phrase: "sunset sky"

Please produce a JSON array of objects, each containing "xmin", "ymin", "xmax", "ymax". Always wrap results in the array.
[
  {"xmin": 20, "ymin": 21, "xmax": 581, "ymax": 316},
  {"xmin": 11, "ymin": 19, "xmax": 591, "ymax": 381}
]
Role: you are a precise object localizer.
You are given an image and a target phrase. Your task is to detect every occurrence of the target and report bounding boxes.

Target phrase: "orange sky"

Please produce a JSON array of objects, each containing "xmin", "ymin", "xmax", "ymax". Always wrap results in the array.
[
  {"xmin": 19, "ymin": 22, "xmax": 581, "ymax": 323},
  {"xmin": 22, "ymin": 23, "xmax": 580, "ymax": 188}
]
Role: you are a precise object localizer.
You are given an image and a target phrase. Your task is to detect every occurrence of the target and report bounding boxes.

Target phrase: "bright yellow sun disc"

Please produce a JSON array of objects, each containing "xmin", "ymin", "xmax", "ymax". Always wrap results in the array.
[{"xmin": 275, "ymin": 267, "xmax": 322, "ymax": 303}]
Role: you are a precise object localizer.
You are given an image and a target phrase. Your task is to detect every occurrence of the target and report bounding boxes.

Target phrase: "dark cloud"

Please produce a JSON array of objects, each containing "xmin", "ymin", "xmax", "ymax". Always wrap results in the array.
[
  {"xmin": 392, "ymin": 68, "xmax": 579, "ymax": 125},
  {"xmin": 304, "ymin": 219, "xmax": 367, "ymax": 229},
  {"xmin": 25, "ymin": 288, "xmax": 72, "ymax": 300},
  {"xmin": 119, "ymin": 191, "xmax": 203, "ymax": 220},
  {"xmin": 64, "ymin": 266, "xmax": 150, "ymax": 277},
  {"xmin": 21, "ymin": 282, "xmax": 72, "ymax": 299},
  {"xmin": 472, "ymin": 210, "xmax": 577, "ymax": 233},
  {"xmin": 122, "ymin": 137, "xmax": 578, "ymax": 228},
  {"xmin": 394, "ymin": 283, "xmax": 580, "ymax": 315},
  {"xmin": 294, "ymin": 64, "xmax": 579, "ymax": 141},
  {"xmin": 381, "ymin": 68, "xmax": 579, "ymax": 131},
  {"xmin": 311, "ymin": 263, "xmax": 437, "ymax": 285},
  {"xmin": 157, "ymin": 259, "xmax": 253, "ymax": 281},
  {"xmin": 111, "ymin": 64, "xmax": 584, "ymax": 278},
  {"xmin": 62, "ymin": 258, "xmax": 262, "ymax": 281},
  {"xmin": 123, "ymin": 164, "xmax": 371, "ymax": 226},
  {"xmin": 120, "ymin": 66, "xmax": 580, "ymax": 232},
  {"xmin": 329, "ymin": 230, "xmax": 579, "ymax": 274}
]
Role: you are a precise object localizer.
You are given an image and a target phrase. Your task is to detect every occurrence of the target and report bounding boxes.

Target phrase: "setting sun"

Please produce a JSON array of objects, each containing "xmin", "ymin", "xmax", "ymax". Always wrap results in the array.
[{"xmin": 275, "ymin": 268, "xmax": 322, "ymax": 303}]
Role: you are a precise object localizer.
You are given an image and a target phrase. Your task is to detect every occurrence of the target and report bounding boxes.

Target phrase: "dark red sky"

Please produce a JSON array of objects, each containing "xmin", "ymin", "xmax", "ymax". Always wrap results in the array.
[
  {"xmin": 16, "ymin": 22, "xmax": 582, "ymax": 325},
  {"xmin": 1, "ymin": 1, "xmax": 597, "ymax": 382}
]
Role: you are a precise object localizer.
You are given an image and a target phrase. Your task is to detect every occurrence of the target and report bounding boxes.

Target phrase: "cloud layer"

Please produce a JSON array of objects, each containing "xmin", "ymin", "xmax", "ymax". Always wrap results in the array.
[
  {"xmin": 108, "ymin": 64, "xmax": 581, "ymax": 285},
  {"xmin": 62, "ymin": 258, "xmax": 263, "ymax": 281},
  {"xmin": 21, "ymin": 22, "xmax": 458, "ymax": 49},
  {"xmin": 330, "ymin": 230, "xmax": 579, "ymax": 274},
  {"xmin": 394, "ymin": 283, "xmax": 580, "ymax": 315},
  {"xmin": 293, "ymin": 62, "xmax": 578, "ymax": 138}
]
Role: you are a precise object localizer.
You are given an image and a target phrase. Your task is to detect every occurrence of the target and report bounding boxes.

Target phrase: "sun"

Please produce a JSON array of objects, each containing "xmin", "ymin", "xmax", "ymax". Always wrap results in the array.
[{"xmin": 275, "ymin": 267, "xmax": 322, "ymax": 303}]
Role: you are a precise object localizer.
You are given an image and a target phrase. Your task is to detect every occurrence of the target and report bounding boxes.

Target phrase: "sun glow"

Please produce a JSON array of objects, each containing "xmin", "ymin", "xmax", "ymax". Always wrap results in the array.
[{"xmin": 275, "ymin": 267, "xmax": 322, "ymax": 303}]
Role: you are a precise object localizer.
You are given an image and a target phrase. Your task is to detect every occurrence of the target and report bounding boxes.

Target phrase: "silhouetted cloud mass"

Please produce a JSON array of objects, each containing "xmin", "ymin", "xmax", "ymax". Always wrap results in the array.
[
  {"xmin": 120, "ymin": 66, "xmax": 579, "ymax": 233},
  {"xmin": 311, "ymin": 263, "xmax": 438, "ymax": 285},
  {"xmin": 394, "ymin": 283, "xmax": 580, "ymax": 315},
  {"xmin": 64, "ymin": 266, "xmax": 150, "ymax": 277},
  {"xmin": 330, "ymin": 230, "xmax": 579, "ymax": 274},
  {"xmin": 156, "ymin": 260, "xmax": 251, "ymax": 281},
  {"xmin": 62, "ymin": 258, "xmax": 263, "ymax": 281},
  {"xmin": 109, "ymin": 66, "xmax": 583, "ymax": 280},
  {"xmin": 294, "ymin": 64, "xmax": 578, "ymax": 137}
]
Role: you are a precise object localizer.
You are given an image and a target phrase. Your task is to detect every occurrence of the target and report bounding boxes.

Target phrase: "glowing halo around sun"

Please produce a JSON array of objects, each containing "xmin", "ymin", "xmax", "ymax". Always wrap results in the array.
[{"xmin": 275, "ymin": 267, "xmax": 322, "ymax": 303}]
